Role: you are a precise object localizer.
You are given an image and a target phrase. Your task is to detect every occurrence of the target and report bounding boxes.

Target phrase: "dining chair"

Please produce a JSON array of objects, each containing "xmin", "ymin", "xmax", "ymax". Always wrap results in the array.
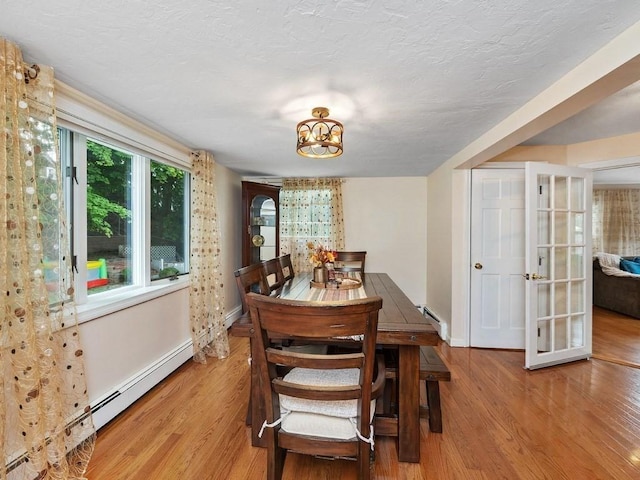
[
  {"xmin": 246, "ymin": 293, "xmax": 385, "ymax": 480},
  {"xmin": 262, "ymin": 258, "xmax": 285, "ymax": 296},
  {"xmin": 278, "ymin": 253, "xmax": 295, "ymax": 283},
  {"xmin": 234, "ymin": 263, "xmax": 270, "ymax": 313},
  {"xmin": 334, "ymin": 251, "xmax": 367, "ymax": 277}
]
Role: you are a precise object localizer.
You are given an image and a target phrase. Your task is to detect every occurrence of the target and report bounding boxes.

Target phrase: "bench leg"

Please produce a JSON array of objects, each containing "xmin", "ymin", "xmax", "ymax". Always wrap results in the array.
[
  {"xmin": 245, "ymin": 395, "xmax": 252, "ymax": 425},
  {"xmin": 425, "ymin": 380, "xmax": 443, "ymax": 433},
  {"xmin": 382, "ymin": 377, "xmax": 397, "ymax": 415}
]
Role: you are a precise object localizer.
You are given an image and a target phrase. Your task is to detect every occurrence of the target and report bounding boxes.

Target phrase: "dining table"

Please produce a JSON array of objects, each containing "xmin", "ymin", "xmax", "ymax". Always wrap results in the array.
[{"xmin": 230, "ymin": 271, "xmax": 440, "ymax": 463}]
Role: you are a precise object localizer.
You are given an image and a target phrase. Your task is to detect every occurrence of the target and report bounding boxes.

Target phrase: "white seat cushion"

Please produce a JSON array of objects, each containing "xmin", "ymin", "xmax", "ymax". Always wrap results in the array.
[
  {"xmin": 278, "ymin": 367, "xmax": 375, "ymax": 439},
  {"xmin": 281, "ymin": 411, "xmax": 360, "ymax": 440},
  {"xmin": 280, "ymin": 368, "xmax": 361, "ymax": 417}
]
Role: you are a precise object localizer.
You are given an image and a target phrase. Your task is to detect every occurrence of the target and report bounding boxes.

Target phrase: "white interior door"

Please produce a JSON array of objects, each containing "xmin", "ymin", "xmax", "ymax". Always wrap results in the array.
[
  {"xmin": 470, "ymin": 169, "xmax": 526, "ymax": 348},
  {"xmin": 524, "ymin": 162, "xmax": 592, "ymax": 369}
]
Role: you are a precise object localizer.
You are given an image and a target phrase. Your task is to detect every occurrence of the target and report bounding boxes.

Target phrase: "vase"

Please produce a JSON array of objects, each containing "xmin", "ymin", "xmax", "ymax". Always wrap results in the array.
[{"xmin": 313, "ymin": 266, "xmax": 328, "ymax": 284}]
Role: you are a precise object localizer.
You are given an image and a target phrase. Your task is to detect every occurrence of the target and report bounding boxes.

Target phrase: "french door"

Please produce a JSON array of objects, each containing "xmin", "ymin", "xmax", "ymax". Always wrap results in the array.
[{"xmin": 524, "ymin": 162, "xmax": 592, "ymax": 369}]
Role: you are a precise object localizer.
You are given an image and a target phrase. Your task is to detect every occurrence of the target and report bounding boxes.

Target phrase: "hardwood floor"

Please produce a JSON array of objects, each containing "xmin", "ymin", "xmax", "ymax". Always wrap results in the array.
[
  {"xmin": 592, "ymin": 306, "xmax": 640, "ymax": 368},
  {"xmin": 86, "ymin": 334, "xmax": 640, "ymax": 479}
]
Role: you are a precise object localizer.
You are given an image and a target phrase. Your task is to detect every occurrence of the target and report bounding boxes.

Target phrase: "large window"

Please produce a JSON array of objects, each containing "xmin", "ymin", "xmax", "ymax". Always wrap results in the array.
[{"xmin": 58, "ymin": 127, "xmax": 190, "ymax": 304}]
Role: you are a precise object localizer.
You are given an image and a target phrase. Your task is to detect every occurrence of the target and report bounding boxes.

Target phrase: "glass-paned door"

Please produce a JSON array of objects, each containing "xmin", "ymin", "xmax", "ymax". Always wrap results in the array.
[{"xmin": 524, "ymin": 162, "xmax": 592, "ymax": 369}]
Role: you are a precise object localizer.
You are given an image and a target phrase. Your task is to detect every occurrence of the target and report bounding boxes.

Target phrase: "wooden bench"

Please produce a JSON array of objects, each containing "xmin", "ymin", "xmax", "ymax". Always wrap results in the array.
[{"xmin": 383, "ymin": 345, "xmax": 451, "ymax": 433}]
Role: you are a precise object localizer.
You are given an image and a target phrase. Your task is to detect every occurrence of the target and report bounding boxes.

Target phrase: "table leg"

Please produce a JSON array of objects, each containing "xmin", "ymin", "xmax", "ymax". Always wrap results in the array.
[
  {"xmin": 398, "ymin": 344, "xmax": 421, "ymax": 462},
  {"xmin": 249, "ymin": 337, "xmax": 267, "ymax": 447}
]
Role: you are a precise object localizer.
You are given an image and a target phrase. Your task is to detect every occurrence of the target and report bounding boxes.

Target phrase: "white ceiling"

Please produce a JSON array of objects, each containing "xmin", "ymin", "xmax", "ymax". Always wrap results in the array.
[{"xmin": 2, "ymin": 1, "xmax": 640, "ymax": 178}]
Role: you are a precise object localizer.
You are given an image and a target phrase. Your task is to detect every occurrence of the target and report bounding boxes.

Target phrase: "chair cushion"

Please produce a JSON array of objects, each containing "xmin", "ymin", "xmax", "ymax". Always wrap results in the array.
[
  {"xmin": 280, "ymin": 368, "xmax": 362, "ymax": 418},
  {"xmin": 281, "ymin": 411, "xmax": 360, "ymax": 440},
  {"xmin": 279, "ymin": 367, "xmax": 376, "ymax": 440}
]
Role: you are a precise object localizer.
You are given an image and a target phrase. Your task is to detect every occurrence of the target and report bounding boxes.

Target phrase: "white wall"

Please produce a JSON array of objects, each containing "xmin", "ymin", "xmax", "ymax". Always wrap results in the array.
[
  {"xmin": 425, "ymin": 168, "xmax": 454, "ymax": 339},
  {"xmin": 80, "ymin": 289, "xmax": 190, "ymax": 401},
  {"xmin": 342, "ymin": 177, "xmax": 428, "ymax": 306},
  {"xmin": 81, "ymin": 164, "xmax": 242, "ymax": 427},
  {"xmin": 216, "ymin": 165, "xmax": 243, "ymax": 317},
  {"xmin": 424, "ymin": 164, "xmax": 473, "ymax": 346}
]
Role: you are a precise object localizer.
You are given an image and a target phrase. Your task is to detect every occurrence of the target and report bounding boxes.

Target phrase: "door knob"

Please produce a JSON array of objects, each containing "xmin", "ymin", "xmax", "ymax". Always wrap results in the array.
[
  {"xmin": 474, "ymin": 263, "xmax": 483, "ymax": 270},
  {"xmin": 531, "ymin": 273, "xmax": 547, "ymax": 280}
]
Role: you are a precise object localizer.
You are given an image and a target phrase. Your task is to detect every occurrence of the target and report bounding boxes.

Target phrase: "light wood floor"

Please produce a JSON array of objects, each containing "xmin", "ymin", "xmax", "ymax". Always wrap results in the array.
[
  {"xmin": 592, "ymin": 306, "xmax": 640, "ymax": 368},
  {"xmin": 86, "ymin": 323, "xmax": 640, "ymax": 479}
]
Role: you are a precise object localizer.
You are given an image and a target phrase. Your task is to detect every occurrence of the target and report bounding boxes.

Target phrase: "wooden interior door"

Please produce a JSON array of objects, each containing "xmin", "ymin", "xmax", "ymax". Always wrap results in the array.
[{"xmin": 470, "ymin": 168, "xmax": 526, "ymax": 349}]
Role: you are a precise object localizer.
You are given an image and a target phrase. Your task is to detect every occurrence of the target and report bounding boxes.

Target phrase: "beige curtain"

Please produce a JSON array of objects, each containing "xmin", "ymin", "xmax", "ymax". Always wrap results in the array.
[
  {"xmin": 189, "ymin": 151, "xmax": 229, "ymax": 363},
  {"xmin": 1, "ymin": 39, "xmax": 95, "ymax": 479},
  {"xmin": 593, "ymin": 188, "xmax": 640, "ymax": 255},
  {"xmin": 280, "ymin": 178, "xmax": 345, "ymax": 273}
]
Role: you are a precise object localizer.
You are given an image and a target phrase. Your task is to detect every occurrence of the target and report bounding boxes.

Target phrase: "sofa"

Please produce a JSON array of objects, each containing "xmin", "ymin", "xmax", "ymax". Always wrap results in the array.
[{"xmin": 593, "ymin": 256, "xmax": 640, "ymax": 319}]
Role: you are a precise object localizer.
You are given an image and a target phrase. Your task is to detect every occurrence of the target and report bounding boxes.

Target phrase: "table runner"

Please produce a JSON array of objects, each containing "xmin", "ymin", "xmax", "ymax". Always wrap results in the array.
[{"xmin": 304, "ymin": 273, "xmax": 366, "ymax": 302}]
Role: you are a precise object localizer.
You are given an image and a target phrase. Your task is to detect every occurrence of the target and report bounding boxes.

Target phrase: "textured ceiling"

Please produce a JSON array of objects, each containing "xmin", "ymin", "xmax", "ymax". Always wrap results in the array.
[
  {"xmin": 2, "ymin": 1, "xmax": 640, "ymax": 178},
  {"xmin": 524, "ymin": 80, "xmax": 640, "ymax": 145}
]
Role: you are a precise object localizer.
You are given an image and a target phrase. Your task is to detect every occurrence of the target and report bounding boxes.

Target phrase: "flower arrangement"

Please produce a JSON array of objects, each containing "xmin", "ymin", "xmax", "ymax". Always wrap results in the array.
[{"xmin": 306, "ymin": 242, "xmax": 336, "ymax": 267}]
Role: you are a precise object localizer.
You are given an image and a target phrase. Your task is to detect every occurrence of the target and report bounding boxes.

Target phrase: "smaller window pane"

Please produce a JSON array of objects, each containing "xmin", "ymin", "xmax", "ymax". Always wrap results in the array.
[
  {"xmin": 150, "ymin": 161, "xmax": 189, "ymax": 280},
  {"xmin": 554, "ymin": 247, "xmax": 568, "ymax": 281},
  {"xmin": 570, "ymin": 177, "xmax": 584, "ymax": 210},
  {"xmin": 554, "ymin": 176, "xmax": 568, "ymax": 209},
  {"xmin": 554, "ymin": 211, "xmax": 568, "ymax": 244},
  {"xmin": 86, "ymin": 140, "xmax": 133, "ymax": 294},
  {"xmin": 537, "ymin": 175, "xmax": 551, "ymax": 209}
]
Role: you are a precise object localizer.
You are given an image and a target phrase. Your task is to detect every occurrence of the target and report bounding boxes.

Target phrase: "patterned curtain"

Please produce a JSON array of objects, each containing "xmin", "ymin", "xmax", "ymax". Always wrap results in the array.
[
  {"xmin": 189, "ymin": 151, "xmax": 229, "ymax": 363},
  {"xmin": 593, "ymin": 188, "xmax": 640, "ymax": 256},
  {"xmin": 280, "ymin": 178, "xmax": 345, "ymax": 273},
  {"xmin": 1, "ymin": 38, "xmax": 95, "ymax": 479}
]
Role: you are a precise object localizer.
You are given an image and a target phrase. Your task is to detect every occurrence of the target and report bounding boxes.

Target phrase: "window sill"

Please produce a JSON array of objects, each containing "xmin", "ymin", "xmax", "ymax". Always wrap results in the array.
[{"xmin": 76, "ymin": 276, "xmax": 190, "ymax": 324}]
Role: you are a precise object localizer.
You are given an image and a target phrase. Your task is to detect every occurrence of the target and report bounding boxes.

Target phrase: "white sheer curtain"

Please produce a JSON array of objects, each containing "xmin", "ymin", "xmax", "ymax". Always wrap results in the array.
[
  {"xmin": 592, "ymin": 188, "xmax": 640, "ymax": 255},
  {"xmin": 189, "ymin": 151, "xmax": 229, "ymax": 363},
  {"xmin": 280, "ymin": 178, "xmax": 345, "ymax": 273}
]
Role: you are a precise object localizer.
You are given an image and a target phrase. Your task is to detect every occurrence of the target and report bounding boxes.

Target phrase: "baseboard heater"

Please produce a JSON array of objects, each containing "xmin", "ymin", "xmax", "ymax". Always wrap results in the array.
[
  {"xmin": 90, "ymin": 338, "xmax": 194, "ymax": 430},
  {"xmin": 422, "ymin": 305, "xmax": 446, "ymax": 339},
  {"xmin": 5, "ymin": 338, "xmax": 194, "ymax": 479}
]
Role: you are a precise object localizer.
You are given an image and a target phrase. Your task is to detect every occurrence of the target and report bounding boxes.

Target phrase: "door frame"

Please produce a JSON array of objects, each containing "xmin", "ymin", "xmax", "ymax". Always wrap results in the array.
[
  {"xmin": 450, "ymin": 163, "xmax": 526, "ymax": 347},
  {"xmin": 456, "ymin": 162, "xmax": 593, "ymax": 361}
]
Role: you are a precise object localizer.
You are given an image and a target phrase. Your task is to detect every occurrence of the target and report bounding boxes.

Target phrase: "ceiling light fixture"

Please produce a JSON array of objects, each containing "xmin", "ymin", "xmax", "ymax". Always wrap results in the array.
[{"xmin": 296, "ymin": 107, "xmax": 343, "ymax": 158}]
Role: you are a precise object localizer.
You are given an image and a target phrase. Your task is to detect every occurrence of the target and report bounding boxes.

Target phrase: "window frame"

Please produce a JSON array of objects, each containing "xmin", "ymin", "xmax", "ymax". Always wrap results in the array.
[{"xmin": 56, "ymin": 103, "xmax": 192, "ymax": 323}]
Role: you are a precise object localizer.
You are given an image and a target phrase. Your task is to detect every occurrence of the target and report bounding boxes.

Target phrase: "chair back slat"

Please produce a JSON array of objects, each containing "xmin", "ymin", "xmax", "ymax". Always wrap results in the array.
[
  {"xmin": 234, "ymin": 264, "xmax": 270, "ymax": 313},
  {"xmin": 262, "ymin": 258, "xmax": 285, "ymax": 296},
  {"xmin": 278, "ymin": 254, "xmax": 295, "ymax": 283},
  {"xmin": 266, "ymin": 348, "xmax": 364, "ymax": 370},
  {"xmin": 273, "ymin": 380, "xmax": 361, "ymax": 402},
  {"xmin": 255, "ymin": 299, "xmax": 370, "ymax": 339},
  {"xmin": 334, "ymin": 251, "xmax": 367, "ymax": 275}
]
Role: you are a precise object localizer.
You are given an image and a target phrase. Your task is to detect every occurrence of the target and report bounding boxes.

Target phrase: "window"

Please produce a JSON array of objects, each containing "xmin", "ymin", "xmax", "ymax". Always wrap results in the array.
[
  {"xmin": 86, "ymin": 139, "xmax": 133, "ymax": 292},
  {"xmin": 58, "ymin": 127, "xmax": 190, "ymax": 306},
  {"xmin": 150, "ymin": 161, "xmax": 189, "ymax": 280},
  {"xmin": 279, "ymin": 178, "xmax": 344, "ymax": 273}
]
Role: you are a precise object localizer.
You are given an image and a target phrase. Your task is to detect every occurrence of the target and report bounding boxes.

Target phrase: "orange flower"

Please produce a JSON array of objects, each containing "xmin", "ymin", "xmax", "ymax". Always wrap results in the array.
[{"xmin": 307, "ymin": 242, "xmax": 335, "ymax": 267}]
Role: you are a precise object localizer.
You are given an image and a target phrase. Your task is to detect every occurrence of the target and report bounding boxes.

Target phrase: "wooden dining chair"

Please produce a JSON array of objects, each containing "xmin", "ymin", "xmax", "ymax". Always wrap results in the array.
[
  {"xmin": 234, "ymin": 263, "xmax": 270, "ymax": 313},
  {"xmin": 278, "ymin": 253, "xmax": 295, "ymax": 283},
  {"xmin": 262, "ymin": 258, "xmax": 285, "ymax": 296},
  {"xmin": 334, "ymin": 251, "xmax": 367, "ymax": 277},
  {"xmin": 247, "ymin": 293, "xmax": 385, "ymax": 480}
]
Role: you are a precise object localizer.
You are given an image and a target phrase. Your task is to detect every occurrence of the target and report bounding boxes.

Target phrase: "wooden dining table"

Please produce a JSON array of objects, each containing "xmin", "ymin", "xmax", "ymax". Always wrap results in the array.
[{"xmin": 230, "ymin": 271, "xmax": 440, "ymax": 463}]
